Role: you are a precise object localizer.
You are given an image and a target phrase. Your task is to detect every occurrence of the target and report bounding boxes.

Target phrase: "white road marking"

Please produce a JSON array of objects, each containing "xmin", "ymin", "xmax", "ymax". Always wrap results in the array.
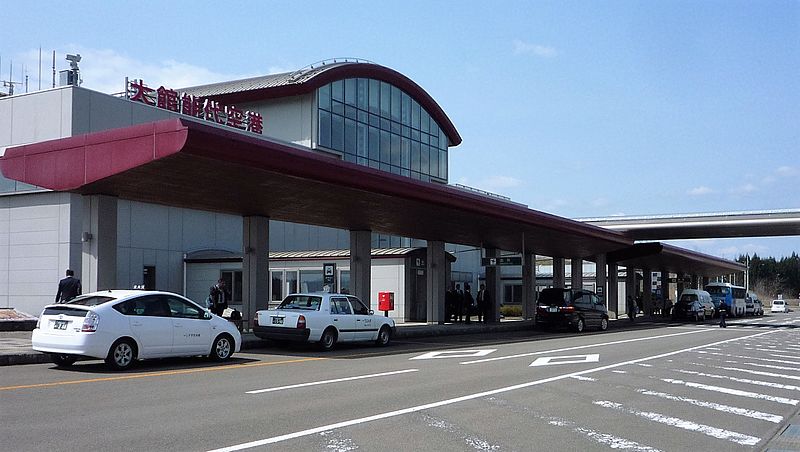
[
  {"xmin": 613, "ymin": 370, "xmax": 628, "ymax": 374},
  {"xmin": 460, "ymin": 329, "xmax": 711, "ymax": 365},
  {"xmin": 246, "ymin": 369, "xmax": 419, "ymax": 394},
  {"xmin": 593, "ymin": 401, "xmax": 760, "ymax": 446},
  {"xmin": 637, "ymin": 363, "xmax": 653, "ymax": 367},
  {"xmin": 661, "ymin": 378, "xmax": 798, "ymax": 405},
  {"xmin": 547, "ymin": 418, "xmax": 662, "ymax": 451},
  {"xmin": 636, "ymin": 389, "xmax": 783, "ymax": 423},
  {"xmin": 719, "ymin": 366, "xmax": 800, "ymax": 382},
  {"xmin": 698, "ymin": 350, "xmax": 800, "ymax": 365},
  {"xmin": 419, "ymin": 413, "xmax": 502, "ymax": 451},
  {"xmin": 675, "ymin": 369, "xmax": 800, "ymax": 392},
  {"xmin": 530, "ymin": 354, "xmax": 599, "ymax": 367},
  {"xmin": 570, "ymin": 375, "xmax": 597, "ymax": 381},
  {"xmin": 208, "ymin": 330, "xmax": 776, "ymax": 452},
  {"xmin": 410, "ymin": 349, "xmax": 496, "ymax": 360},
  {"xmin": 745, "ymin": 362, "xmax": 800, "ymax": 372}
]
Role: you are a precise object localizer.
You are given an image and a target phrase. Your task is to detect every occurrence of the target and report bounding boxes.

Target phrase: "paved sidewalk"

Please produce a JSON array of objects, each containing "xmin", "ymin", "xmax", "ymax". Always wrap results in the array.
[
  {"xmin": 0, "ymin": 318, "xmax": 547, "ymax": 366},
  {"xmin": 0, "ymin": 312, "xmax": 684, "ymax": 367}
]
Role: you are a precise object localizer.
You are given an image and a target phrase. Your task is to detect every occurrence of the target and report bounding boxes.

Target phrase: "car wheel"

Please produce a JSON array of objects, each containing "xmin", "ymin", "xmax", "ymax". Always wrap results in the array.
[
  {"xmin": 210, "ymin": 334, "xmax": 234, "ymax": 361},
  {"xmin": 318, "ymin": 327, "xmax": 337, "ymax": 351},
  {"xmin": 375, "ymin": 326, "xmax": 392, "ymax": 346},
  {"xmin": 51, "ymin": 354, "xmax": 77, "ymax": 367},
  {"xmin": 599, "ymin": 317, "xmax": 608, "ymax": 331},
  {"xmin": 105, "ymin": 339, "xmax": 136, "ymax": 371},
  {"xmin": 576, "ymin": 318, "xmax": 585, "ymax": 333}
]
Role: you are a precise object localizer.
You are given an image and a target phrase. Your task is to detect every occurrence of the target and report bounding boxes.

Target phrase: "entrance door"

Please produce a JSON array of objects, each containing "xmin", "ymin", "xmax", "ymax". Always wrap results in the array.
[{"xmin": 409, "ymin": 269, "xmax": 426, "ymax": 322}]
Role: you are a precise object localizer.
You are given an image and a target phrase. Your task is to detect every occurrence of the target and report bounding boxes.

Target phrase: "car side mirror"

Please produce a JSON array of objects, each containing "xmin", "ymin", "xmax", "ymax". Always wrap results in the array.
[
  {"xmin": 369, "ymin": 310, "xmax": 374, "ymax": 315},
  {"xmin": 203, "ymin": 310, "xmax": 212, "ymax": 320}
]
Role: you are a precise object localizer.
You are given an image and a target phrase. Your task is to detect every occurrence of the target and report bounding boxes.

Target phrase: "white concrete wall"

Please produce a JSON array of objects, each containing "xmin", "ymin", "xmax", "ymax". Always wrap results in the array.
[
  {"xmin": 116, "ymin": 200, "xmax": 243, "ymax": 295},
  {"xmin": 0, "ymin": 191, "xmax": 80, "ymax": 315},
  {"xmin": 238, "ymin": 94, "xmax": 314, "ymax": 148}
]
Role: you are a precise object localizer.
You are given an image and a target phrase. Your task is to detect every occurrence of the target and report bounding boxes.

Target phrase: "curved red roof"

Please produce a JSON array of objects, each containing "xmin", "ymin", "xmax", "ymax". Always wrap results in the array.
[{"xmin": 182, "ymin": 62, "xmax": 463, "ymax": 146}]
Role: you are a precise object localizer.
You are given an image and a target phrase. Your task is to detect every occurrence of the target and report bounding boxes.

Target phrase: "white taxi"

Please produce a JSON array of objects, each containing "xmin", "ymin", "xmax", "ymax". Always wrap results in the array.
[
  {"xmin": 32, "ymin": 290, "xmax": 241, "ymax": 370},
  {"xmin": 253, "ymin": 293, "xmax": 395, "ymax": 351}
]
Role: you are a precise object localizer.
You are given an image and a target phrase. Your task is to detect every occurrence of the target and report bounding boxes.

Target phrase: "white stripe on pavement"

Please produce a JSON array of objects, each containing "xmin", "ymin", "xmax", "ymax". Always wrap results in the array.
[
  {"xmin": 719, "ymin": 366, "xmax": 800, "ymax": 382},
  {"xmin": 547, "ymin": 418, "xmax": 662, "ymax": 451},
  {"xmin": 697, "ymin": 350, "xmax": 800, "ymax": 365},
  {"xmin": 207, "ymin": 330, "xmax": 777, "ymax": 452},
  {"xmin": 661, "ymin": 378, "xmax": 798, "ymax": 405},
  {"xmin": 593, "ymin": 401, "xmax": 760, "ymax": 446},
  {"xmin": 460, "ymin": 329, "xmax": 711, "ymax": 365},
  {"xmin": 675, "ymin": 369, "xmax": 800, "ymax": 392},
  {"xmin": 246, "ymin": 369, "xmax": 419, "ymax": 394},
  {"xmin": 745, "ymin": 362, "xmax": 800, "ymax": 372},
  {"xmin": 636, "ymin": 389, "xmax": 783, "ymax": 423}
]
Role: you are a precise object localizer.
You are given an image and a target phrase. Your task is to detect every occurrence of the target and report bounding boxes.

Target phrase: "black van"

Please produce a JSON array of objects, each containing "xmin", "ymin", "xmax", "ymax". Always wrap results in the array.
[{"xmin": 535, "ymin": 288, "xmax": 609, "ymax": 333}]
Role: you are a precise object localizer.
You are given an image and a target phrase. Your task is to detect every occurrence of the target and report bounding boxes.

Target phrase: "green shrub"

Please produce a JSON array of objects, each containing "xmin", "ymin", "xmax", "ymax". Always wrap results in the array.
[{"xmin": 500, "ymin": 304, "xmax": 523, "ymax": 317}]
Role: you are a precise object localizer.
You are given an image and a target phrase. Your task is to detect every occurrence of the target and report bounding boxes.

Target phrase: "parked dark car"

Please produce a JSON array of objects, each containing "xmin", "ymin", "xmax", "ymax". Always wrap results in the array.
[
  {"xmin": 535, "ymin": 288, "xmax": 608, "ymax": 332},
  {"xmin": 672, "ymin": 289, "xmax": 715, "ymax": 321}
]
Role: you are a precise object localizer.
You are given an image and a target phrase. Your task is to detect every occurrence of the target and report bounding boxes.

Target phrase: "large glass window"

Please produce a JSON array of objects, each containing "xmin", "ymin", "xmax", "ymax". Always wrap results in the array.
[
  {"xmin": 317, "ymin": 77, "xmax": 449, "ymax": 182},
  {"xmin": 300, "ymin": 270, "xmax": 324, "ymax": 293}
]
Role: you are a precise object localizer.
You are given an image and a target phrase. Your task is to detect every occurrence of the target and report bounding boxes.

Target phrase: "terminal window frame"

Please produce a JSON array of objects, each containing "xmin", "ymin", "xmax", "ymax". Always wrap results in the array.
[{"xmin": 317, "ymin": 78, "xmax": 449, "ymax": 183}]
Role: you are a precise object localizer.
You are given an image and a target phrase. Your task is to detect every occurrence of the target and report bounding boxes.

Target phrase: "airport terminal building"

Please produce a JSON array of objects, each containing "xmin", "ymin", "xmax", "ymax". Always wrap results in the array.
[{"xmin": 0, "ymin": 59, "xmax": 743, "ymax": 323}]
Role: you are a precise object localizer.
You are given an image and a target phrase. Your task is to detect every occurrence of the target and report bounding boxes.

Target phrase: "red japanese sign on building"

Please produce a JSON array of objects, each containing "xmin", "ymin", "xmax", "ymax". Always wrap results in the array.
[{"xmin": 126, "ymin": 79, "xmax": 263, "ymax": 135}]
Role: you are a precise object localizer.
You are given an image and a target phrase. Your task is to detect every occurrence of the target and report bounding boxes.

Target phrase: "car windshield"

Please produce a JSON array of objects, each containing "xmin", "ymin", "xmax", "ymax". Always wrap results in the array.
[
  {"xmin": 679, "ymin": 294, "xmax": 698, "ymax": 303},
  {"xmin": 538, "ymin": 289, "xmax": 570, "ymax": 306},
  {"xmin": 278, "ymin": 295, "xmax": 322, "ymax": 310},
  {"xmin": 773, "ymin": 300, "xmax": 784, "ymax": 305},
  {"xmin": 66, "ymin": 295, "xmax": 115, "ymax": 306}
]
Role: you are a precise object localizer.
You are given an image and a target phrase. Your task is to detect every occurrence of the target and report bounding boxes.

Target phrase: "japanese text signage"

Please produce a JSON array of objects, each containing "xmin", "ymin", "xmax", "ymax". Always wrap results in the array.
[{"xmin": 126, "ymin": 79, "xmax": 263, "ymax": 135}]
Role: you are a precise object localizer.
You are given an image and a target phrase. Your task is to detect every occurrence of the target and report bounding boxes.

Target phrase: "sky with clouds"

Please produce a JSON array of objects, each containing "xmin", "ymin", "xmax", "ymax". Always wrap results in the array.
[{"xmin": 3, "ymin": 0, "xmax": 798, "ymax": 259}]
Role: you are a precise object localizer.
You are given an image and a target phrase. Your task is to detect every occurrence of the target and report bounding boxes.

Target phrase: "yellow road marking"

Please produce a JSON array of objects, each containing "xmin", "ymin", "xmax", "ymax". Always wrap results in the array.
[{"xmin": 0, "ymin": 357, "xmax": 326, "ymax": 392}]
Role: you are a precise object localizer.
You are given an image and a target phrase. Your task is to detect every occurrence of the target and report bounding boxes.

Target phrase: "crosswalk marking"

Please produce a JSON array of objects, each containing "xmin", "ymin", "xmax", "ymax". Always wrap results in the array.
[
  {"xmin": 674, "ymin": 369, "xmax": 800, "ymax": 392},
  {"xmin": 593, "ymin": 401, "xmax": 760, "ymax": 446},
  {"xmin": 661, "ymin": 378, "xmax": 799, "ymax": 405},
  {"xmin": 547, "ymin": 418, "xmax": 662, "ymax": 451},
  {"xmin": 636, "ymin": 389, "xmax": 783, "ymax": 423},
  {"xmin": 719, "ymin": 365, "xmax": 800, "ymax": 381},
  {"xmin": 745, "ymin": 362, "xmax": 800, "ymax": 372},
  {"xmin": 697, "ymin": 350, "xmax": 800, "ymax": 365}
]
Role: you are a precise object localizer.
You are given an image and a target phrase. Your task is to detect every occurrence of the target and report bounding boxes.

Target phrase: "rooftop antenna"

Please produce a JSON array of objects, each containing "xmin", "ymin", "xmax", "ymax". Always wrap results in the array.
[{"xmin": 1, "ymin": 59, "xmax": 22, "ymax": 96}]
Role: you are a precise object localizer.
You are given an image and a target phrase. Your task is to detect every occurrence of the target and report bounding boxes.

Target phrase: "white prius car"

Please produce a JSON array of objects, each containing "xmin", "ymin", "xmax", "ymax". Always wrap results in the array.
[
  {"xmin": 32, "ymin": 290, "xmax": 241, "ymax": 370},
  {"xmin": 253, "ymin": 293, "xmax": 395, "ymax": 350}
]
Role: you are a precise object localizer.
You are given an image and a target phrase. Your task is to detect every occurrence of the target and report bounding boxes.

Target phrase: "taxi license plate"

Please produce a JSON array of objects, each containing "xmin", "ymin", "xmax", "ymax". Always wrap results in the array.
[
  {"xmin": 272, "ymin": 317, "xmax": 284, "ymax": 325},
  {"xmin": 547, "ymin": 307, "xmax": 558, "ymax": 313},
  {"xmin": 54, "ymin": 320, "xmax": 68, "ymax": 330}
]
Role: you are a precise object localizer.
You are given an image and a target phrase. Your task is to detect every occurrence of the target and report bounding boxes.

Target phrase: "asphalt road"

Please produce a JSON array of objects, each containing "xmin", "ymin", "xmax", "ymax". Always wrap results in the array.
[{"xmin": 2, "ymin": 312, "xmax": 800, "ymax": 452}]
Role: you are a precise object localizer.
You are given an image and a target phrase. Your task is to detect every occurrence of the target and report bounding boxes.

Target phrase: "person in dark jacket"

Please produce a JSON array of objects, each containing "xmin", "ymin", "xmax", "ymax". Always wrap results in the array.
[
  {"xmin": 477, "ymin": 283, "xmax": 491, "ymax": 323},
  {"xmin": 209, "ymin": 279, "xmax": 229, "ymax": 317},
  {"xmin": 464, "ymin": 283, "xmax": 475, "ymax": 324},
  {"xmin": 55, "ymin": 269, "xmax": 82, "ymax": 303}
]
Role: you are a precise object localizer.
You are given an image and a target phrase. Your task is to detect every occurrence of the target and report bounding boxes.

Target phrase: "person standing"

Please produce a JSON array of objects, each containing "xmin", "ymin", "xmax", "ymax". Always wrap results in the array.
[
  {"xmin": 209, "ymin": 279, "xmax": 229, "ymax": 317},
  {"xmin": 477, "ymin": 283, "xmax": 491, "ymax": 323},
  {"xmin": 55, "ymin": 269, "xmax": 81, "ymax": 303},
  {"xmin": 463, "ymin": 283, "xmax": 475, "ymax": 324},
  {"xmin": 719, "ymin": 300, "xmax": 727, "ymax": 328},
  {"xmin": 627, "ymin": 295, "xmax": 636, "ymax": 322},
  {"xmin": 454, "ymin": 284, "xmax": 464, "ymax": 323}
]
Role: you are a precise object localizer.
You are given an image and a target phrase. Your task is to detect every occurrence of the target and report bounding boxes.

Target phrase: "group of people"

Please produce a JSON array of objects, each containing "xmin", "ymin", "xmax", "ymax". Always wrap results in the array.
[{"xmin": 445, "ymin": 283, "xmax": 492, "ymax": 323}]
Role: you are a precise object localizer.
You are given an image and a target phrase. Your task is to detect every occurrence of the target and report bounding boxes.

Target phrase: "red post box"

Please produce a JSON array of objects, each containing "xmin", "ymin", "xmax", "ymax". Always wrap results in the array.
[{"xmin": 378, "ymin": 291, "xmax": 395, "ymax": 314}]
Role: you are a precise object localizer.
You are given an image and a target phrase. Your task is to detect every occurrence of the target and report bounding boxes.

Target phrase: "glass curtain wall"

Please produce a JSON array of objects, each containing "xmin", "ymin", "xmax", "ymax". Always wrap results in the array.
[{"xmin": 317, "ymin": 78, "xmax": 449, "ymax": 183}]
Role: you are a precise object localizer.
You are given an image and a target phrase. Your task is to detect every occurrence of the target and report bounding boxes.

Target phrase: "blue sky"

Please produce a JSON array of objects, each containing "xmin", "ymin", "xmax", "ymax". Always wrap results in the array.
[{"xmin": 3, "ymin": 0, "xmax": 799, "ymax": 259}]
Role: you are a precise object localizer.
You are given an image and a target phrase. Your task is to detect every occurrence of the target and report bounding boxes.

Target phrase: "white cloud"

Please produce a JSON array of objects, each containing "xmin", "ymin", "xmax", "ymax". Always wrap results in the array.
[
  {"xmin": 729, "ymin": 183, "xmax": 757, "ymax": 194},
  {"xmin": 479, "ymin": 175, "xmax": 523, "ymax": 190},
  {"xmin": 776, "ymin": 166, "xmax": 798, "ymax": 177},
  {"xmin": 687, "ymin": 186, "xmax": 714, "ymax": 196},
  {"xmin": 513, "ymin": 40, "xmax": 558, "ymax": 58},
  {"xmin": 18, "ymin": 46, "xmax": 258, "ymax": 95}
]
